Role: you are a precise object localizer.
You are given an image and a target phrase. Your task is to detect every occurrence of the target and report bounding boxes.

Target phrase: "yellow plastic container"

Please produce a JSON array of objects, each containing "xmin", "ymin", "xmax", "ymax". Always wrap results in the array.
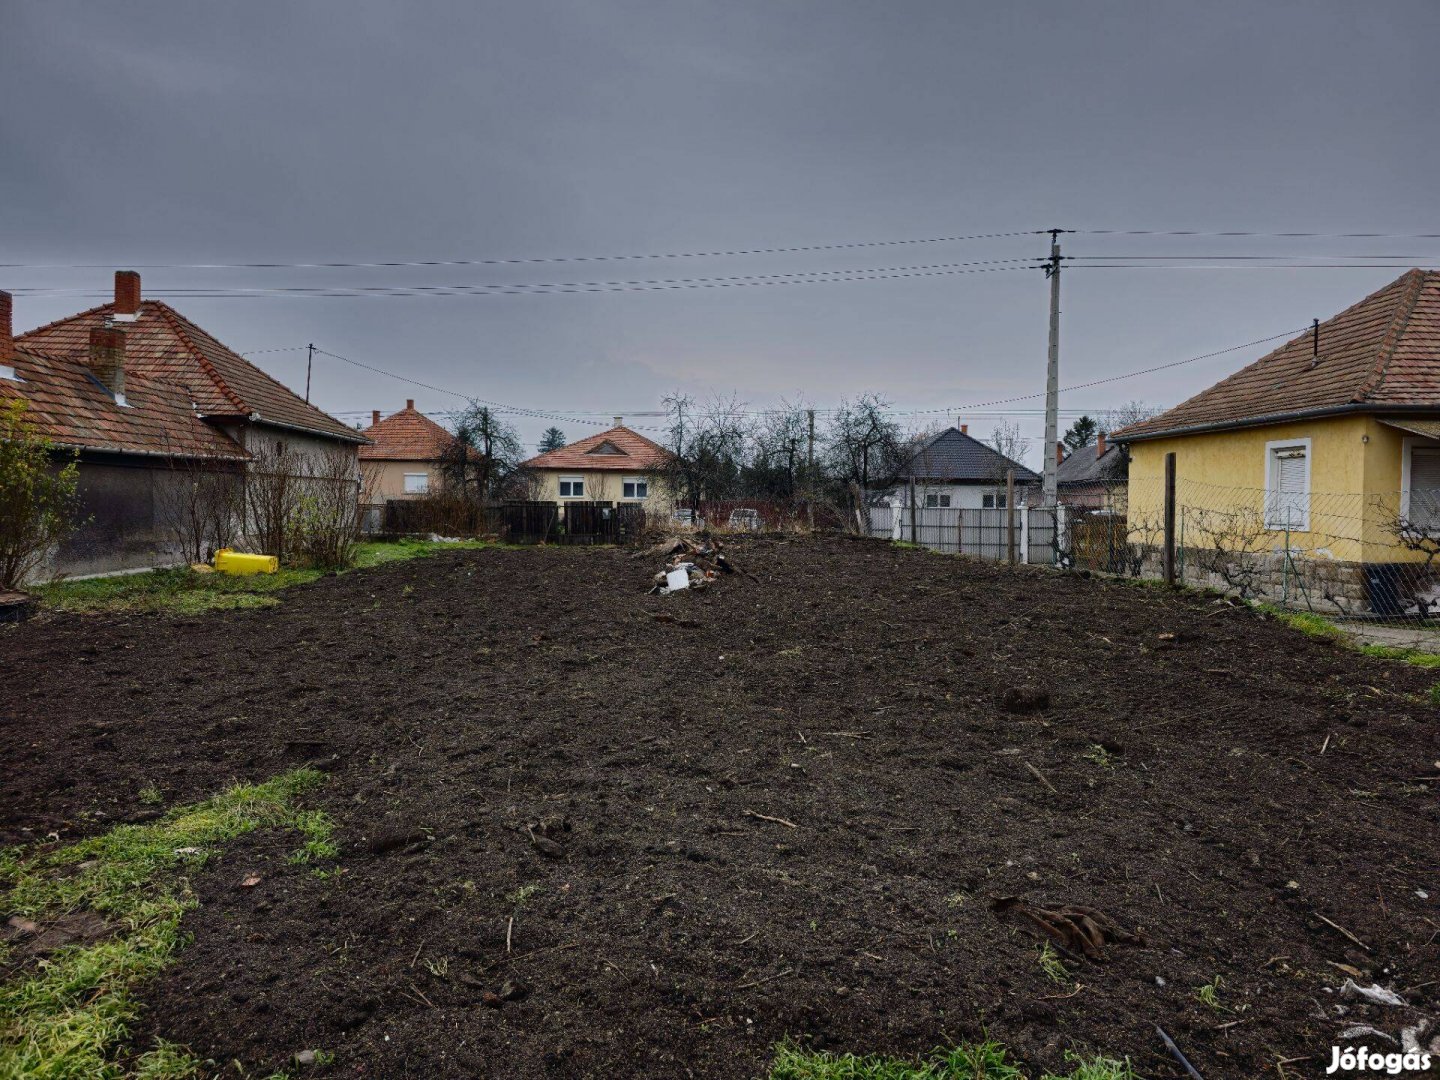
[{"xmin": 213, "ymin": 548, "xmax": 279, "ymax": 575}]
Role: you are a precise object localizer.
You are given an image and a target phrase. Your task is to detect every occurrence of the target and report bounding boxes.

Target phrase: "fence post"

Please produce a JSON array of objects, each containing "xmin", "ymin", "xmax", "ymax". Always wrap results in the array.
[
  {"xmin": 908, "ymin": 477, "xmax": 917, "ymax": 544},
  {"xmin": 1163, "ymin": 452, "xmax": 1177, "ymax": 586},
  {"xmin": 1020, "ymin": 504, "xmax": 1030, "ymax": 564},
  {"xmin": 1006, "ymin": 469, "xmax": 1017, "ymax": 565},
  {"xmin": 1178, "ymin": 507, "xmax": 1186, "ymax": 584}
]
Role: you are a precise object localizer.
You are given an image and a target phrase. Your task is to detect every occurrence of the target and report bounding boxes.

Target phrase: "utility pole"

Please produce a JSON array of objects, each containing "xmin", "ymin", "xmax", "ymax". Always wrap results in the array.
[
  {"xmin": 304, "ymin": 343, "xmax": 315, "ymax": 403},
  {"xmin": 806, "ymin": 408, "xmax": 816, "ymax": 529},
  {"xmin": 1041, "ymin": 231, "xmax": 1064, "ymax": 507}
]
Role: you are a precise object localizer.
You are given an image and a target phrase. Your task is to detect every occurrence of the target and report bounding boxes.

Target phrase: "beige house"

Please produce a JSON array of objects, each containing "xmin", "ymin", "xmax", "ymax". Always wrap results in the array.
[
  {"xmin": 522, "ymin": 420, "xmax": 674, "ymax": 513},
  {"xmin": 359, "ymin": 400, "xmax": 459, "ymax": 501}
]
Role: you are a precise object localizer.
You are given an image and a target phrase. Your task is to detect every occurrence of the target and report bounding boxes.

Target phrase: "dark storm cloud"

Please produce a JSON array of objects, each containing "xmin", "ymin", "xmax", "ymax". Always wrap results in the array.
[{"xmin": 2, "ymin": 0, "xmax": 1436, "ymax": 455}]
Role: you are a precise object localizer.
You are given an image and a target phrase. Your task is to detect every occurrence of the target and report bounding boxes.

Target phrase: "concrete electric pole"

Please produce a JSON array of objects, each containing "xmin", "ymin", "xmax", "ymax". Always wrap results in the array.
[{"xmin": 1041, "ymin": 230, "xmax": 1064, "ymax": 506}]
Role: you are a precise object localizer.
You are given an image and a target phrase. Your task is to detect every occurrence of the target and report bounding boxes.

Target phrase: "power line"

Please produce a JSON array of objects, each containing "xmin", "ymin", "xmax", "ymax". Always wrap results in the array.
[
  {"xmin": 1080, "ymin": 229, "xmax": 1440, "ymax": 239},
  {"xmin": 10, "ymin": 261, "xmax": 1043, "ymax": 300},
  {"xmin": 289, "ymin": 326, "xmax": 1305, "ymax": 428},
  {"xmin": 0, "ymin": 230, "xmax": 1040, "ymax": 272}
]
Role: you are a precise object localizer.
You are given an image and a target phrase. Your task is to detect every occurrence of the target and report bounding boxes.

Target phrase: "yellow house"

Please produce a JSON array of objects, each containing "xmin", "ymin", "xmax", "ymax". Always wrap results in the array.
[
  {"xmin": 1112, "ymin": 269, "xmax": 1440, "ymax": 611},
  {"xmin": 359, "ymin": 400, "xmax": 460, "ymax": 502},
  {"xmin": 521, "ymin": 420, "xmax": 674, "ymax": 515}
]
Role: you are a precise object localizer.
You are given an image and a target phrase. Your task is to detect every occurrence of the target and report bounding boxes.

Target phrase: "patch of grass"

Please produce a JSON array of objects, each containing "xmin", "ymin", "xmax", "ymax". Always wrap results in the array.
[
  {"xmin": 1358, "ymin": 643, "xmax": 1440, "ymax": 668},
  {"xmin": 34, "ymin": 538, "xmax": 490, "ymax": 615},
  {"xmin": 1255, "ymin": 604, "xmax": 1348, "ymax": 644},
  {"xmin": 1081, "ymin": 744, "xmax": 1115, "ymax": 770},
  {"xmin": 1037, "ymin": 941, "xmax": 1069, "ymax": 984},
  {"xmin": 1195, "ymin": 975, "xmax": 1225, "ymax": 1012},
  {"xmin": 768, "ymin": 1040, "xmax": 1133, "ymax": 1080},
  {"xmin": 0, "ymin": 769, "xmax": 330, "ymax": 1079},
  {"xmin": 137, "ymin": 785, "xmax": 164, "ymax": 807}
]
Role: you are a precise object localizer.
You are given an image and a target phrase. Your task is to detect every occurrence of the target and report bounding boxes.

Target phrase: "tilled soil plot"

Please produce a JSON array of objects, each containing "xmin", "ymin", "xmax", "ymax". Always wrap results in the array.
[{"xmin": 3, "ymin": 537, "xmax": 1439, "ymax": 1078}]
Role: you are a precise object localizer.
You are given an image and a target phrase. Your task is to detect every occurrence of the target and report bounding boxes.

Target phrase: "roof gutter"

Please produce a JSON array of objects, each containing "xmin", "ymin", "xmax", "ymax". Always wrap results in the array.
[
  {"xmin": 49, "ymin": 441, "xmax": 250, "ymax": 462},
  {"xmin": 204, "ymin": 412, "xmax": 370, "ymax": 444},
  {"xmin": 1113, "ymin": 403, "xmax": 1440, "ymax": 444}
]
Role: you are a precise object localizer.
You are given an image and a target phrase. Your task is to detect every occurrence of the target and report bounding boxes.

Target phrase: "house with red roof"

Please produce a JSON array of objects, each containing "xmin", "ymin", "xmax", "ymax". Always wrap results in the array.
[
  {"xmin": 359, "ymin": 400, "xmax": 467, "ymax": 502},
  {"xmin": 521, "ymin": 419, "xmax": 674, "ymax": 512},
  {"xmin": 1112, "ymin": 268, "xmax": 1440, "ymax": 612},
  {"xmin": 2, "ymin": 272, "xmax": 363, "ymax": 577}
]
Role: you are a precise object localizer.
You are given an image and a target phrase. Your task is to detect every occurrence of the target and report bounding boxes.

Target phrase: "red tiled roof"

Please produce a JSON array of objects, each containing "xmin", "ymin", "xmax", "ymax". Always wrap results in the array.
[
  {"xmin": 19, "ymin": 301, "xmax": 365, "ymax": 443},
  {"xmin": 522, "ymin": 426, "xmax": 672, "ymax": 471},
  {"xmin": 1114, "ymin": 269, "xmax": 1440, "ymax": 441},
  {"xmin": 1, "ymin": 347, "xmax": 248, "ymax": 460},
  {"xmin": 360, "ymin": 404, "xmax": 463, "ymax": 461}
]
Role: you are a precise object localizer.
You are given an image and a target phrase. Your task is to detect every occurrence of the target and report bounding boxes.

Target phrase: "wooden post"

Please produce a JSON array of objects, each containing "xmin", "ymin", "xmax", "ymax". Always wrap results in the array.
[
  {"xmin": 1163, "ymin": 451, "xmax": 1177, "ymax": 586},
  {"xmin": 1006, "ymin": 468, "xmax": 1017, "ymax": 565}
]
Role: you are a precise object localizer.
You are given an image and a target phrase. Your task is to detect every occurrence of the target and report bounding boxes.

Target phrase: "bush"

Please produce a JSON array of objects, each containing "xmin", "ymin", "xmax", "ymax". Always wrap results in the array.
[{"xmin": 0, "ymin": 399, "xmax": 81, "ymax": 588}]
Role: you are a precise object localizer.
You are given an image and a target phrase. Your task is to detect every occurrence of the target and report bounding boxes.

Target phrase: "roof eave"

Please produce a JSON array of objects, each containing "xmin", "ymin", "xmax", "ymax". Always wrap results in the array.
[{"xmin": 1111, "ymin": 402, "xmax": 1440, "ymax": 443}]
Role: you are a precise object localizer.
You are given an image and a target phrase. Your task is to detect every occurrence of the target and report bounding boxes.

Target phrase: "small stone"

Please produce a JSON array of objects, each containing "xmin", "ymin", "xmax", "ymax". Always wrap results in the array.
[
  {"xmin": 498, "ymin": 977, "xmax": 530, "ymax": 1002},
  {"xmin": 481, "ymin": 991, "xmax": 502, "ymax": 1008},
  {"xmin": 294, "ymin": 1049, "xmax": 316, "ymax": 1066}
]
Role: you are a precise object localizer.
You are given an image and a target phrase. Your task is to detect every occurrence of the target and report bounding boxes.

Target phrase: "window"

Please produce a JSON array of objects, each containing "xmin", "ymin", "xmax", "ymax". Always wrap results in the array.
[
  {"xmin": 982, "ymin": 491, "xmax": 1008, "ymax": 510},
  {"xmin": 923, "ymin": 493, "xmax": 951, "ymax": 508},
  {"xmin": 622, "ymin": 476, "xmax": 649, "ymax": 500},
  {"xmin": 1404, "ymin": 442, "xmax": 1440, "ymax": 528},
  {"xmin": 403, "ymin": 472, "xmax": 429, "ymax": 494},
  {"xmin": 1264, "ymin": 440, "xmax": 1310, "ymax": 530},
  {"xmin": 558, "ymin": 476, "xmax": 585, "ymax": 499}
]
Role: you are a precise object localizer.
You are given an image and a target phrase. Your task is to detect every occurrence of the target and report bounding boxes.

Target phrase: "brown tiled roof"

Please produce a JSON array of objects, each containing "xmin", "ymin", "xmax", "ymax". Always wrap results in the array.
[
  {"xmin": 1114, "ymin": 269, "xmax": 1440, "ymax": 441},
  {"xmin": 19, "ymin": 301, "xmax": 365, "ymax": 443},
  {"xmin": 1, "ymin": 347, "xmax": 247, "ymax": 460},
  {"xmin": 360, "ymin": 404, "xmax": 463, "ymax": 461},
  {"xmin": 522, "ymin": 426, "xmax": 672, "ymax": 471}
]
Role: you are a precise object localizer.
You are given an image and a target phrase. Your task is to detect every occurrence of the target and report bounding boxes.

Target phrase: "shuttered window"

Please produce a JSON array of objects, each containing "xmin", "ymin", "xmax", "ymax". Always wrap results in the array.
[
  {"xmin": 1265, "ymin": 444, "xmax": 1309, "ymax": 530},
  {"xmin": 1409, "ymin": 448, "xmax": 1440, "ymax": 527}
]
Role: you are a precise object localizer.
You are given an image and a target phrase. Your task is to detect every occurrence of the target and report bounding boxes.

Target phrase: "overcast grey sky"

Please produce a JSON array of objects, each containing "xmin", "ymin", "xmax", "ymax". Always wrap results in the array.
[{"xmin": 2, "ymin": 0, "xmax": 1436, "ymax": 462}]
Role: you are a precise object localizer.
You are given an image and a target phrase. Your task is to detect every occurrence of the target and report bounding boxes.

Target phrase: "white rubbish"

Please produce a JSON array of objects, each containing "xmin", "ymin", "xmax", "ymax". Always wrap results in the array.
[
  {"xmin": 666, "ymin": 568, "xmax": 690, "ymax": 592},
  {"xmin": 1338, "ymin": 1025, "xmax": 1397, "ymax": 1044},
  {"xmin": 1417, "ymin": 889, "xmax": 1430, "ymax": 900},
  {"xmin": 1339, "ymin": 979, "xmax": 1408, "ymax": 1007}
]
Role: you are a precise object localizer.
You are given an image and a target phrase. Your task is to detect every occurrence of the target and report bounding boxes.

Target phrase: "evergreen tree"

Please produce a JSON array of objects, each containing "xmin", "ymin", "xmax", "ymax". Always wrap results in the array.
[
  {"xmin": 1062, "ymin": 415, "xmax": 1099, "ymax": 451},
  {"xmin": 539, "ymin": 427, "xmax": 567, "ymax": 453}
]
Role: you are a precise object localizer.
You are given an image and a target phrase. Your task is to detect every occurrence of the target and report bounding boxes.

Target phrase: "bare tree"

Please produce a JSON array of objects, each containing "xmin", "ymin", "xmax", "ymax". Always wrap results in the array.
[
  {"xmin": 661, "ymin": 392, "xmax": 751, "ymax": 508},
  {"xmin": 443, "ymin": 402, "xmax": 525, "ymax": 502},
  {"xmin": 157, "ymin": 455, "xmax": 244, "ymax": 564},
  {"xmin": 1189, "ymin": 507, "xmax": 1271, "ymax": 598},
  {"xmin": 988, "ymin": 419, "xmax": 1030, "ymax": 465},
  {"xmin": 1099, "ymin": 400, "xmax": 1162, "ymax": 434}
]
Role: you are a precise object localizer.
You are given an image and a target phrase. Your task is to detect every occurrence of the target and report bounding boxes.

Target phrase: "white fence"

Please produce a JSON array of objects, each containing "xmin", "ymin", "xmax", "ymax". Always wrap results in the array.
[{"xmin": 868, "ymin": 503, "xmax": 1067, "ymax": 565}]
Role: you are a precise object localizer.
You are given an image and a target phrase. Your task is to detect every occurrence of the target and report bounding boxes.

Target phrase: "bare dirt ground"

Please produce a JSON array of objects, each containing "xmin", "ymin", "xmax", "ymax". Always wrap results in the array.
[{"xmin": 3, "ymin": 537, "xmax": 1439, "ymax": 1078}]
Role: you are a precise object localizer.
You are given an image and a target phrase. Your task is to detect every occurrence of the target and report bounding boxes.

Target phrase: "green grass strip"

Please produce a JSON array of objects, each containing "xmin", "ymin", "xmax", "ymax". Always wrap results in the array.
[
  {"xmin": 0, "ymin": 769, "xmax": 332, "ymax": 1078},
  {"xmin": 34, "ymin": 538, "xmax": 490, "ymax": 615},
  {"xmin": 768, "ymin": 1040, "xmax": 1134, "ymax": 1080}
]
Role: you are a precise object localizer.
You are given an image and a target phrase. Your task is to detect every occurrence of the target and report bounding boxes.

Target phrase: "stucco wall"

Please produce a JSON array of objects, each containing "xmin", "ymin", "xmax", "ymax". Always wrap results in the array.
[
  {"xmin": 362, "ymin": 459, "xmax": 445, "ymax": 502},
  {"xmin": 1125, "ymin": 415, "xmax": 1434, "ymax": 563},
  {"xmin": 530, "ymin": 468, "xmax": 674, "ymax": 514}
]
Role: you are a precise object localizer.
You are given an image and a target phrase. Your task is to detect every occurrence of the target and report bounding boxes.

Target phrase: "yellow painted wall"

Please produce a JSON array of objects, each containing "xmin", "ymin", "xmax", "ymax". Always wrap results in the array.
[
  {"xmin": 530, "ymin": 468, "xmax": 674, "ymax": 515},
  {"xmin": 361, "ymin": 459, "xmax": 446, "ymax": 502},
  {"xmin": 1125, "ymin": 414, "xmax": 1425, "ymax": 562}
]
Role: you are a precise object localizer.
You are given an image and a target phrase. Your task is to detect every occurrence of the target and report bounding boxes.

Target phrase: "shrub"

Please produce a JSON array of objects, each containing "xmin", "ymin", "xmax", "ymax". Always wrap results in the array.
[{"xmin": 0, "ymin": 398, "xmax": 81, "ymax": 588}]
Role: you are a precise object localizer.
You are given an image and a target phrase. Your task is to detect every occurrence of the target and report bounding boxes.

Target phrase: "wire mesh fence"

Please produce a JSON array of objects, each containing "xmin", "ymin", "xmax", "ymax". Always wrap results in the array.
[{"xmin": 867, "ymin": 479, "xmax": 1440, "ymax": 645}]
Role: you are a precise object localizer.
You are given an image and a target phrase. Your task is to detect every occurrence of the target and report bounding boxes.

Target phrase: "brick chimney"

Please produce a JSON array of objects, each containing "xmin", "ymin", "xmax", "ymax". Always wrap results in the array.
[
  {"xmin": 371, "ymin": 410, "xmax": 381, "ymax": 426},
  {"xmin": 959, "ymin": 423, "xmax": 968, "ymax": 435},
  {"xmin": 1096, "ymin": 431, "xmax": 1107, "ymax": 459},
  {"xmin": 88, "ymin": 325, "xmax": 127, "ymax": 403},
  {"xmin": 406, "ymin": 399, "xmax": 415, "ymax": 410},
  {"xmin": 0, "ymin": 291, "xmax": 15, "ymax": 381},
  {"xmin": 114, "ymin": 270, "xmax": 141, "ymax": 322},
  {"xmin": 1056, "ymin": 441, "xmax": 1065, "ymax": 465}
]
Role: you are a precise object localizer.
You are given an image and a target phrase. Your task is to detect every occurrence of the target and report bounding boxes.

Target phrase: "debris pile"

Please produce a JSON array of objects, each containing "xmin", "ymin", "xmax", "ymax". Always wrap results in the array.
[{"xmin": 641, "ymin": 536, "xmax": 740, "ymax": 595}]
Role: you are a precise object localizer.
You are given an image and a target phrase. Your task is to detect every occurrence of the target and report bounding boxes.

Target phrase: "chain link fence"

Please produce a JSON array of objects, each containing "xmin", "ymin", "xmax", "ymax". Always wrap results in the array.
[{"xmin": 867, "ymin": 479, "xmax": 1440, "ymax": 647}]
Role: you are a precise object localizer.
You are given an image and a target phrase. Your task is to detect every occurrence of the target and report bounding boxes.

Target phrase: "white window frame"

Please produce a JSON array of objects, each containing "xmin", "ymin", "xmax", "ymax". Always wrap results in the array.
[
  {"xmin": 621, "ymin": 476, "xmax": 649, "ymax": 500},
  {"xmin": 1400, "ymin": 436, "xmax": 1440, "ymax": 526},
  {"xmin": 1264, "ymin": 438, "xmax": 1311, "ymax": 531},
  {"xmin": 558, "ymin": 476, "xmax": 585, "ymax": 499},
  {"xmin": 402, "ymin": 472, "xmax": 429, "ymax": 494}
]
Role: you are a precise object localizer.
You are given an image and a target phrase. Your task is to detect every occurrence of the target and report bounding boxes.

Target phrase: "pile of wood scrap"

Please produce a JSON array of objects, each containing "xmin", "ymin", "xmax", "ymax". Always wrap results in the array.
[{"xmin": 637, "ymin": 536, "xmax": 741, "ymax": 595}]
